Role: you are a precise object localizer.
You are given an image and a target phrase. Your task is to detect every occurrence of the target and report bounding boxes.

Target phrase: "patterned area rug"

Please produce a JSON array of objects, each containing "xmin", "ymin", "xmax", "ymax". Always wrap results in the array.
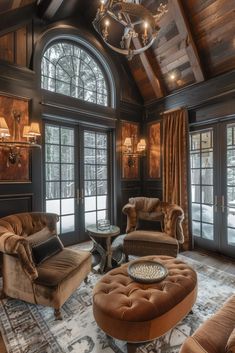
[{"xmin": 0, "ymin": 254, "xmax": 235, "ymax": 353}]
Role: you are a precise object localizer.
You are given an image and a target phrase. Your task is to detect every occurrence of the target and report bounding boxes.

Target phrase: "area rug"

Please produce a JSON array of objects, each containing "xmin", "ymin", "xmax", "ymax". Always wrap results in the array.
[{"xmin": 0, "ymin": 255, "xmax": 235, "ymax": 353}]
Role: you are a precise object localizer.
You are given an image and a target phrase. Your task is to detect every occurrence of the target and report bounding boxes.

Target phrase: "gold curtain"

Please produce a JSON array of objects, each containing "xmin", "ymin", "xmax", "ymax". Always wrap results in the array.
[{"xmin": 162, "ymin": 108, "xmax": 191, "ymax": 250}]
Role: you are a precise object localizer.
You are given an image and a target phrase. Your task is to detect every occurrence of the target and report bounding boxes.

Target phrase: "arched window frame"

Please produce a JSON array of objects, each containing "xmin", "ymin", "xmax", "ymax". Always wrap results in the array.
[{"xmin": 40, "ymin": 36, "xmax": 116, "ymax": 109}]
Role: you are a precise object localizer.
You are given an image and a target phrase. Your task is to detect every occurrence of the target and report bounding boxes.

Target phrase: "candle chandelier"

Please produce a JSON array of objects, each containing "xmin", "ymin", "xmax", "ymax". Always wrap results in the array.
[{"xmin": 93, "ymin": 0, "xmax": 168, "ymax": 60}]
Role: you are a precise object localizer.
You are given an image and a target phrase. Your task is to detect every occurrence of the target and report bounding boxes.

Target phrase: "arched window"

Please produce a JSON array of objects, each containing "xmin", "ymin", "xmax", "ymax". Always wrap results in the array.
[{"xmin": 41, "ymin": 41, "xmax": 108, "ymax": 107}]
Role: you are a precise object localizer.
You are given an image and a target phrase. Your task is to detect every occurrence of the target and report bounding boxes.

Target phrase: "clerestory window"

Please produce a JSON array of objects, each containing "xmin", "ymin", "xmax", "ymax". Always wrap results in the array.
[{"xmin": 41, "ymin": 41, "xmax": 108, "ymax": 106}]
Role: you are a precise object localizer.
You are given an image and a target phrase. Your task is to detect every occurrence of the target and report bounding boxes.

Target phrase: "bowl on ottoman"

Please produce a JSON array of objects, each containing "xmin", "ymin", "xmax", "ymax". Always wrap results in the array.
[{"xmin": 93, "ymin": 255, "xmax": 197, "ymax": 351}]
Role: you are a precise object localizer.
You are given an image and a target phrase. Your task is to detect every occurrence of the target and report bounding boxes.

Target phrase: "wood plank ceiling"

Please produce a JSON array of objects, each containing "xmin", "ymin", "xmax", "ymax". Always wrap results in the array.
[
  {"xmin": 0, "ymin": 0, "xmax": 35, "ymax": 14},
  {"xmin": 128, "ymin": 0, "xmax": 235, "ymax": 102},
  {"xmin": 0, "ymin": 0, "xmax": 234, "ymax": 103}
]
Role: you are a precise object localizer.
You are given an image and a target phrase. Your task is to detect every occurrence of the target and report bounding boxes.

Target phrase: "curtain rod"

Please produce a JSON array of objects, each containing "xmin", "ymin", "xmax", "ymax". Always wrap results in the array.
[{"xmin": 160, "ymin": 106, "xmax": 185, "ymax": 115}]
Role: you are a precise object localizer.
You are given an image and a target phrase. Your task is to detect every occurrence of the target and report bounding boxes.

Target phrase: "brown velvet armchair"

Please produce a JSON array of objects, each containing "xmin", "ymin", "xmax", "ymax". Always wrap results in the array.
[
  {"xmin": 180, "ymin": 294, "xmax": 235, "ymax": 353},
  {"xmin": 0, "ymin": 212, "xmax": 91, "ymax": 319},
  {"xmin": 122, "ymin": 197, "xmax": 184, "ymax": 259}
]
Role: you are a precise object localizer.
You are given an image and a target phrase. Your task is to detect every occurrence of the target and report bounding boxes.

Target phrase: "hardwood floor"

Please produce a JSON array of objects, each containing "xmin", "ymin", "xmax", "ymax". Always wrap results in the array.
[
  {"xmin": 182, "ymin": 249, "xmax": 235, "ymax": 275},
  {"xmin": 0, "ymin": 249, "xmax": 234, "ymax": 352}
]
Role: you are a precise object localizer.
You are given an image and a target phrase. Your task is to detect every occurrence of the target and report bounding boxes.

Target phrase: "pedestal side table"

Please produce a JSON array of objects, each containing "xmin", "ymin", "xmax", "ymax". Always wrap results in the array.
[{"xmin": 86, "ymin": 224, "xmax": 120, "ymax": 273}]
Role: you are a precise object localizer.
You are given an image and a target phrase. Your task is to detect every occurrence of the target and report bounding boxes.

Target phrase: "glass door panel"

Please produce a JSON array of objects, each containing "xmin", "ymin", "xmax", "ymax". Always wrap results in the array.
[
  {"xmin": 44, "ymin": 123, "xmax": 112, "ymax": 245},
  {"xmin": 83, "ymin": 130, "xmax": 109, "ymax": 228},
  {"xmin": 190, "ymin": 121, "xmax": 235, "ymax": 258},
  {"xmin": 190, "ymin": 129, "xmax": 215, "ymax": 244},
  {"xmin": 226, "ymin": 124, "xmax": 235, "ymax": 248},
  {"xmin": 45, "ymin": 123, "xmax": 76, "ymax": 243}
]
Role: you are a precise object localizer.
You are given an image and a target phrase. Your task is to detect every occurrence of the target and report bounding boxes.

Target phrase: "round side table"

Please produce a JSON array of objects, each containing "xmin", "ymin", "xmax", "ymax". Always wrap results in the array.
[{"xmin": 86, "ymin": 224, "xmax": 120, "ymax": 273}]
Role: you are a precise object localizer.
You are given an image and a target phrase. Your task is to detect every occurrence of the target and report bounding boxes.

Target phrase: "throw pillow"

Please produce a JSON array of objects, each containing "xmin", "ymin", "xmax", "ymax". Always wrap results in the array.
[
  {"xmin": 31, "ymin": 236, "xmax": 64, "ymax": 265},
  {"xmin": 27, "ymin": 227, "xmax": 55, "ymax": 247},
  {"xmin": 226, "ymin": 328, "xmax": 235, "ymax": 353},
  {"xmin": 136, "ymin": 218, "xmax": 163, "ymax": 232}
]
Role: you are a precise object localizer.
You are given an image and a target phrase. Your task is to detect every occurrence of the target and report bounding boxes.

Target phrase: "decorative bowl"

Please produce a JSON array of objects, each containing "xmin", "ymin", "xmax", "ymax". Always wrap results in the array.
[{"xmin": 127, "ymin": 260, "xmax": 168, "ymax": 283}]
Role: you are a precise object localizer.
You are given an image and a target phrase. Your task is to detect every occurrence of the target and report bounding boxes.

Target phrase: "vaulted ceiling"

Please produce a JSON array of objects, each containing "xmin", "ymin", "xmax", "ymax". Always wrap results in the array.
[
  {"xmin": 0, "ymin": 0, "xmax": 35, "ymax": 14},
  {"xmin": 0, "ymin": 0, "xmax": 234, "ymax": 103},
  {"xmin": 129, "ymin": 0, "xmax": 235, "ymax": 101}
]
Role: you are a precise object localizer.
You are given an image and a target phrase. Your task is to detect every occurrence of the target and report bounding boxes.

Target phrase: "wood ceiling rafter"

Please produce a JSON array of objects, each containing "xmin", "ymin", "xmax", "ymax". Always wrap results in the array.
[
  {"xmin": 38, "ymin": 0, "xmax": 64, "ymax": 20},
  {"xmin": 168, "ymin": 0, "xmax": 205, "ymax": 83},
  {"xmin": 12, "ymin": 0, "xmax": 23, "ymax": 9},
  {"xmin": 132, "ymin": 37, "xmax": 166, "ymax": 99}
]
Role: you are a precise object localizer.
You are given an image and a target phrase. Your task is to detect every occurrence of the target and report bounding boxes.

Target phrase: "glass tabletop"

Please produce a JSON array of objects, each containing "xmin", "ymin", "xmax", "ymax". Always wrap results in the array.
[{"xmin": 86, "ymin": 224, "xmax": 120, "ymax": 237}]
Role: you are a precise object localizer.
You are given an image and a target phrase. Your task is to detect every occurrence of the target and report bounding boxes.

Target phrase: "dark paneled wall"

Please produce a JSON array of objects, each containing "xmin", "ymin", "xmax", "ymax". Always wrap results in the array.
[{"xmin": 0, "ymin": 9, "xmax": 143, "ymax": 234}]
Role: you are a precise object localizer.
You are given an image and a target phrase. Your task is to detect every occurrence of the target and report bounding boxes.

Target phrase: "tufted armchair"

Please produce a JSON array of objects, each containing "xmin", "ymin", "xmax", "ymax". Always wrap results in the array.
[
  {"xmin": 122, "ymin": 197, "xmax": 184, "ymax": 260},
  {"xmin": 0, "ymin": 212, "xmax": 91, "ymax": 319}
]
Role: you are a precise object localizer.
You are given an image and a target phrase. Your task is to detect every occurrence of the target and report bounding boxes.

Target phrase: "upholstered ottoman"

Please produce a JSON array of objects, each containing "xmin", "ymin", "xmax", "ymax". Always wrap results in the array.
[{"xmin": 93, "ymin": 255, "xmax": 197, "ymax": 347}]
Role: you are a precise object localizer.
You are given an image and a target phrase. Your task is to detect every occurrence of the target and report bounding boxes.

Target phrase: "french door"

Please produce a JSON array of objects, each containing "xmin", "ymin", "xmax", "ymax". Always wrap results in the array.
[
  {"xmin": 44, "ymin": 122, "xmax": 111, "ymax": 246},
  {"xmin": 190, "ymin": 120, "xmax": 235, "ymax": 258}
]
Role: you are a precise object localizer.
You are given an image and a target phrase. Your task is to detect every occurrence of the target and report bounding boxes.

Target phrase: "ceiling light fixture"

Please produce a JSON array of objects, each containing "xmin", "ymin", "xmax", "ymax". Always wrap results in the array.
[
  {"xmin": 168, "ymin": 69, "xmax": 181, "ymax": 82},
  {"xmin": 0, "ymin": 111, "xmax": 41, "ymax": 167},
  {"xmin": 93, "ymin": 0, "xmax": 168, "ymax": 60}
]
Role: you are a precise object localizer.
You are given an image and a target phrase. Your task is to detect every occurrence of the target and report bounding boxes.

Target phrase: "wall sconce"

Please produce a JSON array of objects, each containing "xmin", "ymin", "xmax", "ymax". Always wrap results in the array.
[
  {"xmin": 0, "ymin": 111, "xmax": 41, "ymax": 167},
  {"xmin": 123, "ymin": 135, "xmax": 146, "ymax": 167}
]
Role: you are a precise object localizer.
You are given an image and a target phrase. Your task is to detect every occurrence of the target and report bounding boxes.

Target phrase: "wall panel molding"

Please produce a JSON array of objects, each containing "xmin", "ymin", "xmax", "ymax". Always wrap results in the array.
[{"xmin": 0, "ymin": 193, "xmax": 33, "ymax": 217}]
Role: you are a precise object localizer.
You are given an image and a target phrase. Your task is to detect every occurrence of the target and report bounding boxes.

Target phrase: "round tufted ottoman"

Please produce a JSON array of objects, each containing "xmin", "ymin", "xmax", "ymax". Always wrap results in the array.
[{"xmin": 93, "ymin": 255, "xmax": 197, "ymax": 343}]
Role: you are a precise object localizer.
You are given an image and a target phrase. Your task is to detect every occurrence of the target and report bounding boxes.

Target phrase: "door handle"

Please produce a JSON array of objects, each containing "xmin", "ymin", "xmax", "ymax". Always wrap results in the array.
[
  {"xmin": 76, "ymin": 189, "xmax": 80, "ymax": 205},
  {"xmin": 77, "ymin": 188, "xmax": 84, "ymax": 205},
  {"xmin": 81, "ymin": 188, "xmax": 84, "ymax": 204},
  {"xmin": 214, "ymin": 195, "xmax": 217, "ymax": 212},
  {"xmin": 221, "ymin": 195, "xmax": 225, "ymax": 213}
]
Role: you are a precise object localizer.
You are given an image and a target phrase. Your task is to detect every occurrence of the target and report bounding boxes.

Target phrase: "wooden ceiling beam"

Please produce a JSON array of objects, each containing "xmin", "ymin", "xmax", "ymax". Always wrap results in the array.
[
  {"xmin": 38, "ymin": 0, "xmax": 64, "ymax": 19},
  {"xmin": 133, "ymin": 37, "xmax": 165, "ymax": 98},
  {"xmin": 12, "ymin": 0, "xmax": 22, "ymax": 9},
  {"xmin": 168, "ymin": 0, "xmax": 205, "ymax": 82}
]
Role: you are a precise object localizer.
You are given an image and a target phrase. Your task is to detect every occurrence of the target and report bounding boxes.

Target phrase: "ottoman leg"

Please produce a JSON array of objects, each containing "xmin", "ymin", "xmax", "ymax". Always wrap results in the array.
[{"xmin": 127, "ymin": 342, "xmax": 141, "ymax": 353}]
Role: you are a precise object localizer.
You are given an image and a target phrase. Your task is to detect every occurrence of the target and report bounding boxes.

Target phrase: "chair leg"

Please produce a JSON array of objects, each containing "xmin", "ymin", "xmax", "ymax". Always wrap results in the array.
[
  {"xmin": 125, "ymin": 254, "xmax": 129, "ymax": 262},
  {"xmin": 54, "ymin": 308, "xmax": 63, "ymax": 320},
  {"xmin": 0, "ymin": 290, "xmax": 7, "ymax": 299}
]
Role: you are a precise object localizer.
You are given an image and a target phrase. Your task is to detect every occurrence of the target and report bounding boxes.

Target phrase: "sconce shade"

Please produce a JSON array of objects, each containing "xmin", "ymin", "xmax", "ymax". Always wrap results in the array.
[
  {"xmin": 0, "ymin": 113, "xmax": 41, "ymax": 168},
  {"xmin": 0, "ymin": 117, "xmax": 10, "ymax": 137},
  {"xmin": 23, "ymin": 125, "xmax": 32, "ymax": 138},
  {"xmin": 29, "ymin": 122, "xmax": 41, "ymax": 136},
  {"xmin": 137, "ymin": 138, "xmax": 146, "ymax": 152},
  {"xmin": 124, "ymin": 137, "xmax": 132, "ymax": 147}
]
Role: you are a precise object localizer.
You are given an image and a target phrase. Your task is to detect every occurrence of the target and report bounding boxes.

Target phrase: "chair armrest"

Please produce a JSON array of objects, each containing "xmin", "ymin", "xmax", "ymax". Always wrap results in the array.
[
  {"xmin": 0, "ymin": 231, "xmax": 38, "ymax": 280},
  {"xmin": 122, "ymin": 203, "xmax": 137, "ymax": 233},
  {"xmin": 162, "ymin": 204, "xmax": 184, "ymax": 243},
  {"xmin": 180, "ymin": 337, "xmax": 208, "ymax": 353}
]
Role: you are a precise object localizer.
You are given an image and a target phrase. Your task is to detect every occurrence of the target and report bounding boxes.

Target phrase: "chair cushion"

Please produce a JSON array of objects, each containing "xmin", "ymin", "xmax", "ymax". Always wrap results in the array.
[
  {"xmin": 226, "ymin": 328, "xmax": 235, "ymax": 353},
  {"xmin": 124, "ymin": 230, "xmax": 177, "ymax": 245},
  {"xmin": 35, "ymin": 248, "xmax": 91, "ymax": 287},
  {"xmin": 31, "ymin": 236, "xmax": 64, "ymax": 265}
]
